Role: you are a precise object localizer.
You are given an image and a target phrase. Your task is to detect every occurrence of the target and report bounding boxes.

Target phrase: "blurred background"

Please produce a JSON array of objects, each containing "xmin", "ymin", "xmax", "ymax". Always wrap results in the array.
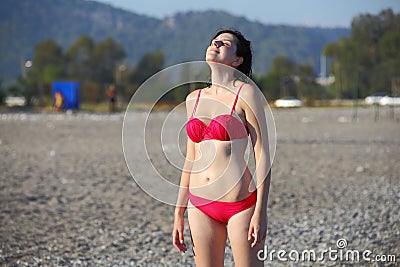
[
  {"xmin": 0, "ymin": 0, "xmax": 399, "ymax": 111},
  {"xmin": 1, "ymin": 1, "xmax": 399, "ymax": 266}
]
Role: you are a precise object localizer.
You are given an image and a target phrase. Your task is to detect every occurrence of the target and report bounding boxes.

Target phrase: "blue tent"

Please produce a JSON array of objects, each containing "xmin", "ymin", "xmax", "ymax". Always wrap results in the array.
[{"xmin": 52, "ymin": 81, "xmax": 80, "ymax": 109}]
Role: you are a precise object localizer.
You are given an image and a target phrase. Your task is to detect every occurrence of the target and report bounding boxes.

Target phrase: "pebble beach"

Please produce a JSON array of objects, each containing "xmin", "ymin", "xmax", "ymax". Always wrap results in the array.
[{"xmin": 0, "ymin": 106, "xmax": 399, "ymax": 266}]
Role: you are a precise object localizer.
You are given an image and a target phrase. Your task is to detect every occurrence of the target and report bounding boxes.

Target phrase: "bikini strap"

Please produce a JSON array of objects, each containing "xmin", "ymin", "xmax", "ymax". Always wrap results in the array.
[
  {"xmin": 231, "ymin": 83, "xmax": 245, "ymax": 115},
  {"xmin": 191, "ymin": 89, "xmax": 202, "ymax": 117}
]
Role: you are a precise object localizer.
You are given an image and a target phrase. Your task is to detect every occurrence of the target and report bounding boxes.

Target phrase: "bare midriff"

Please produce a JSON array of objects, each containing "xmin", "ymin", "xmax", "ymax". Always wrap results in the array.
[{"xmin": 188, "ymin": 138, "xmax": 254, "ymax": 202}]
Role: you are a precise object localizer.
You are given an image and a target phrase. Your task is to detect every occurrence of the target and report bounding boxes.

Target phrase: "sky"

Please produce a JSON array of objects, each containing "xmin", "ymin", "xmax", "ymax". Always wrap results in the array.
[{"xmin": 92, "ymin": 0, "xmax": 399, "ymax": 28}]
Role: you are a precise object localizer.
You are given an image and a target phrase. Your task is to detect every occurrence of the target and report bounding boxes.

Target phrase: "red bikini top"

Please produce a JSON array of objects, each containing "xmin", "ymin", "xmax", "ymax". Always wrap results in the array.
[{"xmin": 186, "ymin": 84, "xmax": 249, "ymax": 143}]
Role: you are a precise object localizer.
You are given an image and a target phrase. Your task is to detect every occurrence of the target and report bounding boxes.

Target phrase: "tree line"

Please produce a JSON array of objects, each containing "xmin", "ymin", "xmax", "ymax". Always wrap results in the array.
[
  {"xmin": 2, "ymin": 8, "xmax": 398, "ymax": 107},
  {"xmin": 6, "ymin": 35, "xmax": 165, "ymax": 106},
  {"xmin": 255, "ymin": 8, "xmax": 400, "ymax": 101},
  {"xmin": 3, "ymin": 34, "xmax": 325, "ymax": 106},
  {"xmin": 324, "ymin": 8, "xmax": 400, "ymax": 98}
]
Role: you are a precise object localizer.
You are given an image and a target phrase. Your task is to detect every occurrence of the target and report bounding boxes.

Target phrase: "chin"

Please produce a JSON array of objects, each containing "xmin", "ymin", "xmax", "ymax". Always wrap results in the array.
[{"xmin": 205, "ymin": 57, "xmax": 220, "ymax": 64}]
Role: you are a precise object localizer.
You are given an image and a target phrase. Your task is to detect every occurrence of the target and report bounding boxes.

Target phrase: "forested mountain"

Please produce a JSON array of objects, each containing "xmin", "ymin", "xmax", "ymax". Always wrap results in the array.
[{"xmin": 0, "ymin": 0, "xmax": 349, "ymax": 83}]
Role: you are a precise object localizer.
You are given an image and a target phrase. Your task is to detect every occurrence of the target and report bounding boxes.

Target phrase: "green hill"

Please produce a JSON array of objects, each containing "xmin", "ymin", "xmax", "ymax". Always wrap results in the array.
[{"xmin": 0, "ymin": 0, "xmax": 349, "ymax": 84}]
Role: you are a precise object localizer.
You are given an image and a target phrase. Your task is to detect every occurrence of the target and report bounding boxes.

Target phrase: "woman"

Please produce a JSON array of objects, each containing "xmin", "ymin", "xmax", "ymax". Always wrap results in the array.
[{"xmin": 173, "ymin": 29, "xmax": 272, "ymax": 267}]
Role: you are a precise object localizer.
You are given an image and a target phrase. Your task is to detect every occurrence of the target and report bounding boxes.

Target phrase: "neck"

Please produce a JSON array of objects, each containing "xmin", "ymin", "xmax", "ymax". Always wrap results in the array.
[{"xmin": 208, "ymin": 62, "xmax": 236, "ymax": 90}]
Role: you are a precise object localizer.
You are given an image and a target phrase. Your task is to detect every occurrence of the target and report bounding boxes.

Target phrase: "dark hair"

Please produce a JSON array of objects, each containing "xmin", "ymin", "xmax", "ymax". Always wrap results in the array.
[{"xmin": 212, "ymin": 29, "xmax": 253, "ymax": 79}]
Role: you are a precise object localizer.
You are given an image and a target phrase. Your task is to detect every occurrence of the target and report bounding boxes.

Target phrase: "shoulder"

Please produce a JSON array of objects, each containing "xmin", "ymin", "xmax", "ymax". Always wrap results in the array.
[
  {"xmin": 186, "ymin": 89, "xmax": 201, "ymax": 102},
  {"xmin": 238, "ymin": 83, "xmax": 263, "ymax": 104},
  {"xmin": 185, "ymin": 89, "xmax": 202, "ymax": 116}
]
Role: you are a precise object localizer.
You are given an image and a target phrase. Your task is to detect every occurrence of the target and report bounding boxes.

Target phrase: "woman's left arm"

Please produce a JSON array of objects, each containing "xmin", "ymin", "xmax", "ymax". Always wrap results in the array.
[{"xmin": 241, "ymin": 83, "xmax": 272, "ymax": 248}]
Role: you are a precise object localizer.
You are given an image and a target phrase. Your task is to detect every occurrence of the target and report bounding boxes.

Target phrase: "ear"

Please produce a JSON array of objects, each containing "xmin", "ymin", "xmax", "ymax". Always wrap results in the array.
[{"xmin": 232, "ymin": 57, "xmax": 243, "ymax": 67}]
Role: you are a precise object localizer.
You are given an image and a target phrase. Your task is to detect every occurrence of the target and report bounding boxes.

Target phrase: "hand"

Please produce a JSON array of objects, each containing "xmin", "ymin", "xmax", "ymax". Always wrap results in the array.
[
  {"xmin": 172, "ymin": 214, "xmax": 187, "ymax": 253},
  {"xmin": 248, "ymin": 213, "xmax": 267, "ymax": 248}
]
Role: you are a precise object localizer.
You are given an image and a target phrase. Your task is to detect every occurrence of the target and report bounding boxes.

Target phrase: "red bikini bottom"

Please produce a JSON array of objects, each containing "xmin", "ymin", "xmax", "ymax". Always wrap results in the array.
[{"xmin": 189, "ymin": 190, "xmax": 257, "ymax": 224}]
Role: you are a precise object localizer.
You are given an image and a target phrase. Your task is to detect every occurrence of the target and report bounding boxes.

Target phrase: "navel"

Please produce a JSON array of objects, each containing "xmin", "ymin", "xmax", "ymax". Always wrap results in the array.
[{"xmin": 224, "ymin": 144, "xmax": 231, "ymax": 156}]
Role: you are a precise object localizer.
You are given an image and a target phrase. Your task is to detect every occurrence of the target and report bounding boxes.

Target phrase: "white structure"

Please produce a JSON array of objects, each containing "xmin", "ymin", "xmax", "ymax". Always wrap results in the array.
[{"xmin": 316, "ymin": 55, "xmax": 335, "ymax": 86}]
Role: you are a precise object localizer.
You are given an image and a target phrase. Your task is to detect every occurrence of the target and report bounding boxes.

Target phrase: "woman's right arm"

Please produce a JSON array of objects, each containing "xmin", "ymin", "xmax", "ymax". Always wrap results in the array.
[
  {"xmin": 172, "ymin": 91, "xmax": 197, "ymax": 253},
  {"xmin": 172, "ymin": 138, "xmax": 194, "ymax": 253}
]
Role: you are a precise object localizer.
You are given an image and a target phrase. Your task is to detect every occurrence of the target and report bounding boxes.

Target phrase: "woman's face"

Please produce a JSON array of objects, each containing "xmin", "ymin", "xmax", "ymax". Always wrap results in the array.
[{"xmin": 206, "ymin": 33, "xmax": 242, "ymax": 68}]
